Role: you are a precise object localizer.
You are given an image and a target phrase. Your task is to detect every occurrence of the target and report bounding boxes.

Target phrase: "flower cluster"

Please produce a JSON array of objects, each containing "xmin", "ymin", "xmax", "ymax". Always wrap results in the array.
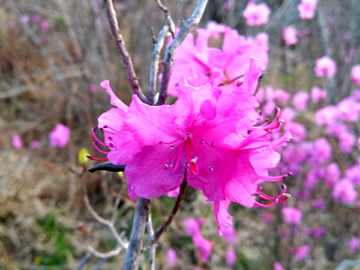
[{"xmin": 92, "ymin": 22, "xmax": 290, "ymax": 235}]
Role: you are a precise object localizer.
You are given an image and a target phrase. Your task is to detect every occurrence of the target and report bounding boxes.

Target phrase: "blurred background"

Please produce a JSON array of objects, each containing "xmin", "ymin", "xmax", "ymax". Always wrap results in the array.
[{"xmin": 1, "ymin": 0, "xmax": 360, "ymax": 269}]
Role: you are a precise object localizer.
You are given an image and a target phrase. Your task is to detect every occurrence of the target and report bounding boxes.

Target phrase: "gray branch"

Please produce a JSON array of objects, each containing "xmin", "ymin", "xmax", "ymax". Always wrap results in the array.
[
  {"xmin": 146, "ymin": 212, "xmax": 156, "ymax": 270},
  {"xmin": 104, "ymin": 0, "xmax": 149, "ymax": 104},
  {"xmin": 155, "ymin": 0, "xmax": 176, "ymax": 38},
  {"xmin": 156, "ymin": 0, "xmax": 209, "ymax": 105},
  {"xmin": 148, "ymin": 25, "xmax": 169, "ymax": 104},
  {"xmin": 123, "ymin": 197, "xmax": 151, "ymax": 270},
  {"xmin": 335, "ymin": 259, "xmax": 360, "ymax": 270}
]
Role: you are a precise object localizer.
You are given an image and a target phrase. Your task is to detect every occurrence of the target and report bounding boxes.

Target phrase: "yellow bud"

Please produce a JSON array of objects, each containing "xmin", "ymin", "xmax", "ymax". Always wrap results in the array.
[
  {"xmin": 118, "ymin": 171, "xmax": 125, "ymax": 179},
  {"xmin": 34, "ymin": 256, "xmax": 41, "ymax": 264},
  {"xmin": 78, "ymin": 148, "xmax": 89, "ymax": 165}
]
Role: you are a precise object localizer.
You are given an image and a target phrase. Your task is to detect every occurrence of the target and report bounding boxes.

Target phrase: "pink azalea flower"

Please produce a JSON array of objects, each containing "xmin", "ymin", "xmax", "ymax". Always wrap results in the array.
[
  {"xmin": 339, "ymin": 132, "xmax": 355, "ymax": 153},
  {"xmin": 311, "ymin": 86, "xmax": 326, "ymax": 103},
  {"xmin": 49, "ymin": 124, "xmax": 70, "ymax": 148},
  {"xmin": 274, "ymin": 262, "xmax": 285, "ymax": 270},
  {"xmin": 295, "ymin": 245, "xmax": 310, "ymax": 260},
  {"xmin": 313, "ymin": 138, "xmax": 331, "ymax": 164},
  {"xmin": 206, "ymin": 21, "xmax": 227, "ymax": 38},
  {"xmin": 345, "ymin": 165, "xmax": 360, "ymax": 186},
  {"xmin": 167, "ymin": 248, "xmax": 177, "ymax": 266},
  {"xmin": 12, "ymin": 134, "xmax": 22, "ymax": 149},
  {"xmin": 226, "ymin": 247, "xmax": 236, "ymax": 266},
  {"xmin": 223, "ymin": 1, "xmax": 233, "ymax": 9},
  {"xmin": 352, "ymin": 90, "xmax": 360, "ymax": 101},
  {"xmin": 312, "ymin": 199, "xmax": 326, "ymax": 211},
  {"xmin": 281, "ymin": 108, "xmax": 295, "ymax": 124},
  {"xmin": 273, "ymin": 89, "xmax": 290, "ymax": 104},
  {"xmin": 325, "ymin": 163, "xmax": 340, "ymax": 188},
  {"xmin": 30, "ymin": 140, "xmax": 40, "ymax": 149},
  {"xmin": 314, "ymin": 56, "xmax": 337, "ymax": 78},
  {"xmin": 284, "ymin": 122, "xmax": 306, "ymax": 142},
  {"xmin": 282, "ymin": 207, "xmax": 302, "ymax": 225},
  {"xmin": 193, "ymin": 233, "xmax": 212, "ymax": 262},
  {"xmin": 315, "ymin": 106, "xmax": 337, "ymax": 125},
  {"xmin": 41, "ymin": 20, "xmax": 49, "ymax": 31},
  {"xmin": 333, "ymin": 180, "xmax": 358, "ymax": 204},
  {"xmin": 283, "ymin": 27, "xmax": 297, "ymax": 45},
  {"xmin": 298, "ymin": 0, "xmax": 317, "ymax": 19},
  {"xmin": 243, "ymin": 2, "xmax": 271, "ymax": 26},
  {"xmin": 21, "ymin": 14, "xmax": 30, "ymax": 24},
  {"xmin": 94, "ymin": 61, "xmax": 290, "ymax": 235},
  {"xmin": 32, "ymin": 15, "xmax": 40, "ymax": 23},
  {"xmin": 184, "ymin": 218, "xmax": 200, "ymax": 237},
  {"xmin": 293, "ymin": 91, "xmax": 309, "ymax": 110},
  {"xmin": 349, "ymin": 236, "xmax": 359, "ymax": 253},
  {"xmin": 351, "ymin": 65, "xmax": 360, "ymax": 85},
  {"xmin": 262, "ymin": 212, "xmax": 272, "ymax": 223},
  {"xmin": 336, "ymin": 97, "xmax": 360, "ymax": 122},
  {"xmin": 223, "ymin": 226, "xmax": 237, "ymax": 244},
  {"xmin": 313, "ymin": 227, "xmax": 326, "ymax": 238}
]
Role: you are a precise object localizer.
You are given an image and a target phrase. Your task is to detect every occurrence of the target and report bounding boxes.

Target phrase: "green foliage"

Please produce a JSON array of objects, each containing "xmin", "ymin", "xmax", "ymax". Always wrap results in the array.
[{"xmin": 36, "ymin": 213, "xmax": 72, "ymax": 266}]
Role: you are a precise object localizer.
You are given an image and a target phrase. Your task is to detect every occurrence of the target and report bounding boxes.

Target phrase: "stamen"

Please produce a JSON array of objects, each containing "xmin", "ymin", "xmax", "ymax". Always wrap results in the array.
[
  {"xmin": 93, "ymin": 141, "xmax": 110, "ymax": 155},
  {"xmin": 92, "ymin": 127, "xmax": 114, "ymax": 148},
  {"xmin": 170, "ymin": 145, "xmax": 175, "ymax": 149},
  {"xmin": 86, "ymin": 154, "xmax": 109, "ymax": 162},
  {"xmin": 102, "ymin": 125, "xmax": 117, "ymax": 133},
  {"xmin": 200, "ymin": 140, "xmax": 204, "ymax": 144},
  {"xmin": 208, "ymin": 166, "xmax": 214, "ymax": 172},
  {"xmin": 164, "ymin": 164, "xmax": 168, "ymax": 170},
  {"xmin": 211, "ymin": 142, "xmax": 215, "ymax": 147}
]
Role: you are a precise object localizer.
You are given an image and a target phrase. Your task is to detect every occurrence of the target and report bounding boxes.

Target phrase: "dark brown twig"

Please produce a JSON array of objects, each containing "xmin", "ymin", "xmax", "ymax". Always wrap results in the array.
[
  {"xmin": 155, "ymin": 0, "xmax": 176, "ymax": 38},
  {"xmin": 104, "ymin": 0, "xmax": 149, "ymax": 104},
  {"xmin": 157, "ymin": 0, "xmax": 208, "ymax": 105},
  {"xmin": 142, "ymin": 170, "xmax": 188, "ymax": 252},
  {"xmin": 148, "ymin": 25, "xmax": 169, "ymax": 104}
]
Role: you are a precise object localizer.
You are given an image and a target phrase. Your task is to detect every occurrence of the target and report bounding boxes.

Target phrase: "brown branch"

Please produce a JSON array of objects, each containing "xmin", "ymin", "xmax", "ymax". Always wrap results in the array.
[
  {"xmin": 104, "ymin": 0, "xmax": 149, "ymax": 104},
  {"xmin": 142, "ymin": 170, "xmax": 188, "ymax": 252},
  {"xmin": 155, "ymin": 0, "xmax": 176, "ymax": 38},
  {"xmin": 157, "ymin": 0, "xmax": 209, "ymax": 105},
  {"xmin": 148, "ymin": 25, "xmax": 169, "ymax": 104}
]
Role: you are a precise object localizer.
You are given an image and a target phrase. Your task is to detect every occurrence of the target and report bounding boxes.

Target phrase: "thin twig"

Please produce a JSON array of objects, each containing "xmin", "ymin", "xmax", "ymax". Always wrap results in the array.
[
  {"xmin": 75, "ymin": 253, "xmax": 91, "ymax": 270},
  {"xmin": 155, "ymin": 0, "xmax": 176, "ymax": 38},
  {"xmin": 111, "ymin": 180, "xmax": 126, "ymax": 225},
  {"xmin": 123, "ymin": 197, "xmax": 151, "ymax": 270},
  {"xmin": 88, "ymin": 246, "xmax": 122, "ymax": 259},
  {"xmin": 148, "ymin": 25, "xmax": 169, "ymax": 104},
  {"xmin": 79, "ymin": 173, "xmax": 128, "ymax": 249},
  {"xmin": 335, "ymin": 259, "xmax": 360, "ymax": 270},
  {"xmin": 142, "ymin": 171, "xmax": 188, "ymax": 251},
  {"xmin": 157, "ymin": 0, "xmax": 208, "ymax": 105},
  {"xmin": 104, "ymin": 0, "xmax": 149, "ymax": 104},
  {"xmin": 146, "ymin": 212, "xmax": 156, "ymax": 270},
  {"xmin": 91, "ymin": 258, "xmax": 110, "ymax": 270}
]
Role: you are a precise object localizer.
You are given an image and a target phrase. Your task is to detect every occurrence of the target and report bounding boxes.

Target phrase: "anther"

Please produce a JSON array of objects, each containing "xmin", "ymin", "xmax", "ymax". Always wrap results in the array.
[
  {"xmin": 258, "ymin": 185, "xmax": 263, "ymax": 190},
  {"xmin": 109, "ymin": 143, "xmax": 114, "ymax": 147},
  {"xmin": 208, "ymin": 166, "xmax": 214, "ymax": 172},
  {"xmin": 211, "ymin": 142, "xmax": 215, "ymax": 147},
  {"xmin": 164, "ymin": 164, "xmax": 168, "ymax": 170},
  {"xmin": 170, "ymin": 162, "xmax": 174, "ymax": 167},
  {"xmin": 170, "ymin": 145, "xmax": 175, "ymax": 149},
  {"xmin": 99, "ymin": 128, "xmax": 104, "ymax": 131},
  {"xmin": 159, "ymin": 141, "xmax": 162, "ymax": 144},
  {"xmin": 186, "ymin": 162, "xmax": 191, "ymax": 168},
  {"xmin": 200, "ymin": 140, "xmax": 204, "ymax": 144},
  {"xmin": 108, "ymin": 137, "xmax": 113, "ymax": 141}
]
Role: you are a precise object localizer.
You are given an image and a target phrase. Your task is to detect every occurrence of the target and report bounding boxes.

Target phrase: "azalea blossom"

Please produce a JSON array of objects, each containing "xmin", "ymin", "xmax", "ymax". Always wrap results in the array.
[
  {"xmin": 30, "ymin": 140, "xmax": 40, "ymax": 149},
  {"xmin": 311, "ymin": 86, "xmax": 326, "ymax": 103},
  {"xmin": 333, "ymin": 180, "xmax": 358, "ymax": 204},
  {"xmin": 226, "ymin": 247, "xmax": 236, "ymax": 266},
  {"xmin": 351, "ymin": 65, "xmax": 360, "ymax": 85},
  {"xmin": 314, "ymin": 56, "xmax": 337, "ymax": 78},
  {"xmin": 295, "ymin": 245, "xmax": 310, "ymax": 260},
  {"xmin": 274, "ymin": 262, "xmax": 285, "ymax": 270},
  {"xmin": 283, "ymin": 27, "xmax": 297, "ymax": 45},
  {"xmin": 167, "ymin": 248, "xmax": 177, "ymax": 266},
  {"xmin": 93, "ymin": 59, "xmax": 290, "ymax": 235},
  {"xmin": 293, "ymin": 91, "xmax": 309, "ymax": 110},
  {"xmin": 12, "ymin": 134, "xmax": 22, "ymax": 149},
  {"xmin": 282, "ymin": 207, "xmax": 302, "ymax": 225},
  {"xmin": 298, "ymin": 0, "xmax": 317, "ymax": 19},
  {"xmin": 49, "ymin": 124, "xmax": 70, "ymax": 148},
  {"xmin": 243, "ymin": 2, "xmax": 271, "ymax": 26},
  {"xmin": 349, "ymin": 236, "xmax": 359, "ymax": 253}
]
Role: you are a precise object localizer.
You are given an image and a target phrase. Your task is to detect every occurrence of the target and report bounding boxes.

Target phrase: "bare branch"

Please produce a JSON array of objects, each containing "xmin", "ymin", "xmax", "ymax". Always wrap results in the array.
[
  {"xmin": 142, "ymin": 171, "xmax": 188, "ymax": 251},
  {"xmin": 111, "ymin": 180, "xmax": 126, "ymax": 225},
  {"xmin": 335, "ymin": 259, "xmax": 360, "ymax": 270},
  {"xmin": 75, "ymin": 253, "xmax": 91, "ymax": 270},
  {"xmin": 148, "ymin": 25, "xmax": 169, "ymax": 104},
  {"xmin": 87, "ymin": 246, "xmax": 122, "ymax": 259},
  {"xmin": 79, "ymin": 173, "xmax": 128, "ymax": 249},
  {"xmin": 123, "ymin": 197, "xmax": 151, "ymax": 270},
  {"xmin": 146, "ymin": 212, "xmax": 156, "ymax": 270},
  {"xmin": 104, "ymin": 0, "xmax": 149, "ymax": 104},
  {"xmin": 155, "ymin": 0, "xmax": 176, "ymax": 38},
  {"xmin": 157, "ymin": 0, "xmax": 208, "ymax": 105}
]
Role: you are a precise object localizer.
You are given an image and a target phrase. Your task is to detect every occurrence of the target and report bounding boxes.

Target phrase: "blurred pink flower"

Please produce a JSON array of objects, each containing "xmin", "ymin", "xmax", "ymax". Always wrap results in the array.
[
  {"xmin": 167, "ymin": 248, "xmax": 177, "ymax": 266},
  {"xmin": 273, "ymin": 89, "xmax": 290, "ymax": 104},
  {"xmin": 12, "ymin": 134, "xmax": 22, "ymax": 149},
  {"xmin": 314, "ymin": 56, "xmax": 337, "ymax": 78},
  {"xmin": 314, "ymin": 138, "xmax": 331, "ymax": 164},
  {"xmin": 333, "ymin": 180, "xmax": 358, "ymax": 204},
  {"xmin": 262, "ymin": 212, "xmax": 272, "ymax": 223},
  {"xmin": 349, "ymin": 236, "xmax": 359, "ymax": 253},
  {"xmin": 312, "ymin": 199, "xmax": 326, "ymax": 211},
  {"xmin": 224, "ymin": 1, "xmax": 233, "ymax": 9},
  {"xmin": 351, "ymin": 65, "xmax": 360, "ymax": 85},
  {"xmin": 325, "ymin": 163, "xmax": 340, "ymax": 188},
  {"xmin": 313, "ymin": 227, "xmax": 326, "ymax": 238},
  {"xmin": 167, "ymin": 187, "xmax": 180, "ymax": 197},
  {"xmin": 21, "ymin": 14, "xmax": 30, "ymax": 24},
  {"xmin": 303, "ymin": 227, "xmax": 312, "ymax": 237},
  {"xmin": 284, "ymin": 122, "xmax": 306, "ymax": 142},
  {"xmin": 283, "ymin": 27, "xmax": 297, "ymax": 45},
  {"xmin": 274, "ymin": 262, "xmax": 285, "ymax": 270},
  {"xmin": 336, "ymin": 97, "xmax": 360, "ymax": 122},
  {"xmin": 311, "ymin": 86, "xmax": 326, "ymax": 103},
  {"xmin": 243, "ymin": 2, "xmax": 271, "ymax": 26},
  {"xmin": 226, "ymin": 247, "xmax": 236, "ymax": 266},
  {"xmin": 30, "ymin": 140, "xmax": 40, "ymax": 149},
  {"xmin": 293, "ymin": 91, "xmax": 309, "ymax": 110},
  {"xmin": 184, "ymin": 218, "xmax": 200, "ymax": 237},
  {"xmin": 282, "ymin": 207, "xmax": 302, "ymax": 225},
  {"xmin": 295, "ymin": 245, "xmax": 310, "ymax": 260},
  {"xmin": 32, "ymin": 15, "xmax": 40, "ymax": 23},
  {"xmin": 281, "ymin": 108, "xmax": 295, "ymax": 124},
  {"xmin": 223, "ymin": 226, "xmax": 237, "ymax": 244},
  {"xmin": 49, "ymin": 124, "xmax": 70, "ymax": 148},
  {"xmin": 206, "ymin": 21, "xmax": 227, "ymax": 38},
  {"xmin": 193, "ymin": 233, "xmax": 213, "ymax": 262},
  {"xmin": 339, "ymin": 132, "xmax": 355, "ymax": 153},
  {"xmin": 352, "ymin": 89, "xmax": 360, "ymax": 101},
  {"xmin": 41, "ymin": 20, "xmax": 49, "ymax": 31},
  {"xmin": 298, "ymin": 0, "xmax": 317, "ymax": 19},
  {"xmin": 151, "ymin": 11, "xmax": 158, "ymax": 19},
  {"xmin": 315, "ymin": 106, "xmax": 337, "ymax": 125}
]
